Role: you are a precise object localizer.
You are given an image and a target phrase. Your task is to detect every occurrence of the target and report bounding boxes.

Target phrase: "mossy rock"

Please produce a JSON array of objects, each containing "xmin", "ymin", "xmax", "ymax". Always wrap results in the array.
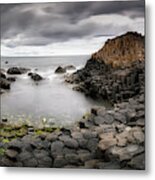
[
  {"xmin": 35, "ymin": 129, "xmax": 45, "ymax": 135},
  {"xmin": 2, "ymin": 138, "xmax": 10, "ymax": 143},
  {"xmin": 0, "ymin": 148, "xmax": 5, "ymax": 156}
]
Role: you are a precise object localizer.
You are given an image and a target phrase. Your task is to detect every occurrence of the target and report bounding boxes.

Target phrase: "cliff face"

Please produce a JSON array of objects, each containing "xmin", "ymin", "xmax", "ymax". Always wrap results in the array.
[{"xmin": 92, "ymin": 32, "xmax": 145, "ymax": 68}]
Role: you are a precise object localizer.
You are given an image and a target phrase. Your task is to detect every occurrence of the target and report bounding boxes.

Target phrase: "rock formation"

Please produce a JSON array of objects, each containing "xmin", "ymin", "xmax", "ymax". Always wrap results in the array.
[
  {"xmin": 66, "ymin": 32, "xmax": 145, "ymax": 104},
  {"xmin": 92, "ymin": 32, "xmax": 144, "ymax": 68}
]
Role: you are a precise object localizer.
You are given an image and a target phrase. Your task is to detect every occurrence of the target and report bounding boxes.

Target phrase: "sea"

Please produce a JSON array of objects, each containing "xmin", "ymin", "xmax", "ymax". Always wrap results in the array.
[{"xmin": 1, "ymin": 55, "xmax": 105, "ymax": 127}]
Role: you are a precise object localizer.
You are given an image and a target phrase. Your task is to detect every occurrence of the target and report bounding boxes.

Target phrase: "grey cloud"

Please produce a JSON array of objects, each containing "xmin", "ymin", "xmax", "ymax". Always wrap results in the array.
[{"xmin": 0, "ymin": 1, "xmax": 145, "ymax": 47}]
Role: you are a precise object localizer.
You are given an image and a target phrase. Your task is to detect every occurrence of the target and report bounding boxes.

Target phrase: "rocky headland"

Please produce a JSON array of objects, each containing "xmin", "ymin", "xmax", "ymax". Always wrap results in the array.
[{"xmin": 0, "ymin": 32, "xmax": 145, "ymax": 169}]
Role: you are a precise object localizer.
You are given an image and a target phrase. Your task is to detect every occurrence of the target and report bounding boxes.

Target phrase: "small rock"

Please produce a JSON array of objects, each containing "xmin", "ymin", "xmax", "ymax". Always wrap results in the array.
[
  {"xmin": 128, "ymin": 153, "xmax": 145, "ymax": 170},
  {"xmin": 2, "ymin": 118, "xmax": 8, "ymax": 123},
  {"xmin": 23, "ymin": 158, "xmax": 38, "ymax": 167},
  {"xmin": 17, "ymin": 151, "xmax": 33, "ymax": 161},
  {"xmin": 84, "ymin": 159, "xmax": 99, "ymax": 168},
  {"xmin": 5, "ymin": 149, "xmax": 18, "ymax": 159},
  {"xmin": 77, "ymin": 138, "xmax": 88, "ymax": 149},
  {"xmin": 98, "ymin": 132, "xmax": 117, "ymax": 151},
  {"xmin": 37, "ymin": 156, "xmax": 53, "ymax": 167},
  {"xmin": 82, "ymin": 130, "xmax": 97, "ymax": 139},
  {"xmin": 30, "ymin": 73, "xmax": 43, "ymax": 81},
  {"xmin": 51, "ymin": 141, "xmax": 64, "ymax": 156},
  {"xmin": 114, "ymin": 112, "xmax": 127, "ymax": 124},
  {"xmin": 0, "ymin": 78, "xmax": 11, "ymax": 89},
  {"xmin": 46, "ymin": 133, "xmax": 58, "ymax": 142},
  {"xmin": 87, "ymin": 138, "xmax": 98, "ymax": 152},
  {"xmin": 55, "ymin": 66, "xmax": 66, "ymax": 73},
  {"xmin": 71, "ymin": 131, "xmax": 83, "ymax": 139},
  {"xmin": 7, "ymin": 77, "xmax": 16, "ymax": 82},
  {"xmin": 104, "ymin": 113, "xmax": 114, "ymax": 124},
  {"xmin": 65, "ymin": 153, "xmax": 79, "ymax": 164},
  {"xmin": 53, "ymin": 155, "xmax": 67, "ymax": 168},
  {"xmin": 61, "ymin": 136, "xmax": 79, "ymax": 149}
]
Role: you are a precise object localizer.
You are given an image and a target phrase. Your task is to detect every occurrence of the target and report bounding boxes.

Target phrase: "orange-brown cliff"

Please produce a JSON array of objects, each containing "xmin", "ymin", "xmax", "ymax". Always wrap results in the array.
[{"xmin": 91, "ymin": 32, "xmax": 145, "ymax": 68}]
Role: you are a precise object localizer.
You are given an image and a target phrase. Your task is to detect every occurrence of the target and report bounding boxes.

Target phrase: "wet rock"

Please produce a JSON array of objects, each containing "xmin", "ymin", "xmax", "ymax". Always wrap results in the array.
[
  {"xmin": 7, "ymin": 67, "xmax": 30, "ymax": 74},
  {"xmin": 55, "ymin": 66, "xmax": 66, "ymax": 73},
  {"xmin": 0, "ymin": 78, "xmax": 11, "ymax": 90},
  {"xmin": 7, "ymin": 77, "xmax": 16, "ymax": 82},
  {"xmin": 29, "ymin": 73, "xmax": 43, "ymax": 81},
  {"xmin": 0, "ymin": 71, "xmax": 6, "ymax": 79},
  {"xmin": 28, "ymin": 72, "xmax": 33, "ymax": 76},
  {"xmin": 2, "ymin": 118, "xmax": 8, "ymax": 123}
]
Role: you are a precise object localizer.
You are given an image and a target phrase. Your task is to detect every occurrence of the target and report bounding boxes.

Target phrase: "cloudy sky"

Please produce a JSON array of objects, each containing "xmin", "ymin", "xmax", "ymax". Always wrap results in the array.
[{"xmin": 0, "ymin": 0, "xmax": 145, "ymax": 56}]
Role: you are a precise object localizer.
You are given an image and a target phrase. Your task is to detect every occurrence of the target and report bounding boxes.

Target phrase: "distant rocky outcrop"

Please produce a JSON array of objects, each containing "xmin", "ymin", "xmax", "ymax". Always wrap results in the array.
[
  {"xmin": 7, "ymin": 67, "xmax": 30, "ymax": 75},
  {"xmin": 55, "ymin": 66, "xmax": 66, "ymax": 74},
  {"xmin": 92, "ymin": 32, "xmax": 144, "ymax": 68},
  {"xmin": 66, "ymin": 32, "xmax": 145, "ymax": 104},
  {"xmin": 55, "ymin": 65, "xmax": 76, "ymax": 74}
]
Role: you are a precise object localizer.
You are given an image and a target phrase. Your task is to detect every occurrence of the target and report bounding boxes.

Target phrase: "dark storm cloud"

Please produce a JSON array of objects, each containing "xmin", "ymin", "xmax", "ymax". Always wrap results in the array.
[{"xmin": 0, "ymin": 1, "xmax": 145, "ymax": 47}]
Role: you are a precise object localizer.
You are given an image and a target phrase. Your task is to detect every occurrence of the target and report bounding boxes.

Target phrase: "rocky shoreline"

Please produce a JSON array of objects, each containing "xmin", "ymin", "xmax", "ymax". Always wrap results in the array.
[
  {"xmin": 0, "ymin": 92, "xmax": 144, "ymax": 169},
  {"xmin": 0, "ymin": 32, "xmax": 145, "ymax": 169}
]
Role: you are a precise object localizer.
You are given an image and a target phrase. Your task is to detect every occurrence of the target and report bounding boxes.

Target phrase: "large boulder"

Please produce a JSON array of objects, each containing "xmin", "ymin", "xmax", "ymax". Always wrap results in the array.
[
  {"xmin": 55, "ymin": 66, "xmax": 66, "ymax": 74},
  {"xmin": 0, "ymin": 71, "xmax": 6, "ymax": 79},
  {"xmin": 29, "ymin": 73, "xmax": 43, "ymax": 81},
  {"xmin": 7, "ymin": 67, "xmax": 30, "ymax": 75},
  {"xmin": 0, "ymin": 78, "xmax": 11, "ymax": 90}
]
